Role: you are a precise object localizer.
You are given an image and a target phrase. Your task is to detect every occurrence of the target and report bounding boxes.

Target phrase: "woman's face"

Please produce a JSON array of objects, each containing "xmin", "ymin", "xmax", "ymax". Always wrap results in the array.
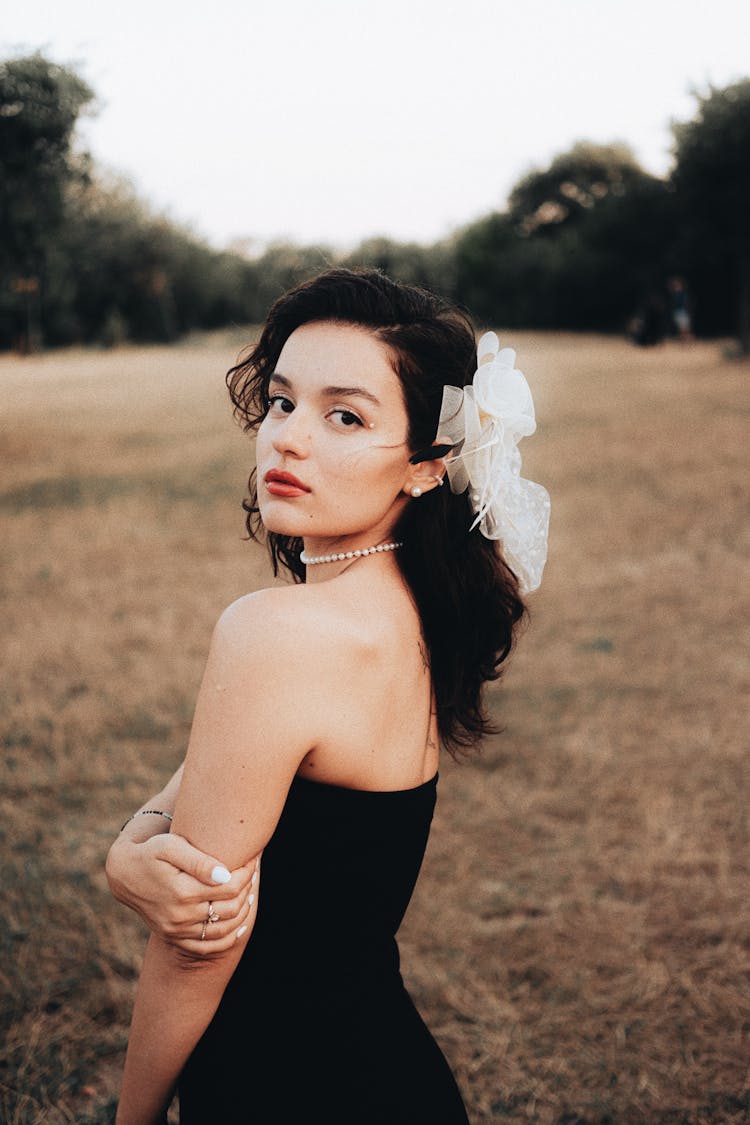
[{"xmin": 255, "ymin": 321, "xmax": 413, "ymax": 550}]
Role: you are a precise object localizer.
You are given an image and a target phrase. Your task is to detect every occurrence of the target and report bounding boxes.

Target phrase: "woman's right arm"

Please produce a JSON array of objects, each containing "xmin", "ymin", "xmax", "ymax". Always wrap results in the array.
[
  {"xmin": 107, "ymin": 765, "xmax": 255, "ymax": 951},
  {"xmin": 117, "ymin": 590, "xmax": 320, "ymax": 1123}
]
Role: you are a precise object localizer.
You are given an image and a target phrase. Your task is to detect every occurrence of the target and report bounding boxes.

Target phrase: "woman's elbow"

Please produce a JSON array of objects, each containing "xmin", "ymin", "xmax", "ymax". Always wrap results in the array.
[{"xmin": 164, "ymin": 929, "xmax": 250, "ymax": 974}]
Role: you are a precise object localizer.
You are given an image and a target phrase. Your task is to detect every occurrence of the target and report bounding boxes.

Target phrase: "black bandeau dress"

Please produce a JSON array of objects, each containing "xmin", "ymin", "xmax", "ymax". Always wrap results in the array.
[{"xmin": 178, "ymin": 772, "xmax": 469, "ymax": 1123}]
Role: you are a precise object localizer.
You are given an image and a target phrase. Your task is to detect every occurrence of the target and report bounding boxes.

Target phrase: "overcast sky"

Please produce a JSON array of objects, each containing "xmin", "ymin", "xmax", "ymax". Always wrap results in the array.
[{"xmin": 4, "ymin": 0, "xmax": 749, "ymax": 251}]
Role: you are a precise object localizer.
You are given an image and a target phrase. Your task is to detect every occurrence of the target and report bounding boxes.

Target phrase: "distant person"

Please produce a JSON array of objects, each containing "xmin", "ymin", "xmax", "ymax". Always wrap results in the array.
[
  {"xmin": 667, "ymin": 276, "xmax": 693, "ymax": 340},
  {"xmin": 631, "ymin": 290, "xmax": 667, "ymax": 347},
  {"xmin": 106, "ymin": 268, "xmax": 550, "ymax": 1124}
]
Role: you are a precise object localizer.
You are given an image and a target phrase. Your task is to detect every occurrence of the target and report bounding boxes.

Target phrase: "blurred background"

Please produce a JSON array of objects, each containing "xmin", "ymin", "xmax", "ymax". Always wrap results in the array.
[
  {"xmin": 1, "ymin": 2, "xmax": 749, "ymax": 1123},
  {"xmin": 2, "ymin": 0, "xmax": 750, "ymax": 352}
]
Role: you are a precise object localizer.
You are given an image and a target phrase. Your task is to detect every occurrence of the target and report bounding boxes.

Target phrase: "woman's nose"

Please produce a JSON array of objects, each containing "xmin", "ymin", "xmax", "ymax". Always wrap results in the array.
[{"xmin": 271, "ymin": 408, "xmax": 311, "ymax": 457}]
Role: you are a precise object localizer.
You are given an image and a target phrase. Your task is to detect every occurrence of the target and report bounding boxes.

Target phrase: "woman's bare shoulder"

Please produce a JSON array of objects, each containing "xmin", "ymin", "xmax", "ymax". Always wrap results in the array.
[{"xmin": 211, "ymin": 584, "xmax": 358, "ymax": 669}]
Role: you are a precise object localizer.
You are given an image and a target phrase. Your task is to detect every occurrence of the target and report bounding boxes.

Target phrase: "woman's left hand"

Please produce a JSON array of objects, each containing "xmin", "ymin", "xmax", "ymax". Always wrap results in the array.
[{"xmin": 106, "ymin": 830, "xmax": 259, "ymax": 955}]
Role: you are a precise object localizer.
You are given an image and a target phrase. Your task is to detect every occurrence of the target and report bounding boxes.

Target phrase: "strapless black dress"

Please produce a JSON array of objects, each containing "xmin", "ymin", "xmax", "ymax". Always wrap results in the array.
[{"xmin": 178, "ymin": 773, "xmax": 469, "ymax": 1123}]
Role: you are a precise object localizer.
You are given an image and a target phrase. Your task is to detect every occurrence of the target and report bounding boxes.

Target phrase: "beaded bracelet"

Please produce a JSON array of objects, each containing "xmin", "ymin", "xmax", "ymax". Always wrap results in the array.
[{"xmin": 120, "ymin": 809, "xmax": 174, "ymax": 832}]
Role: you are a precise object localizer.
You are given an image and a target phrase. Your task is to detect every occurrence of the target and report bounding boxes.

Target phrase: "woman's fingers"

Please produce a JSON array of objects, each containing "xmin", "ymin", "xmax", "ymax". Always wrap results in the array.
[
  {"xmin": 169, "ymin": 888, "xmax": 258, "ymax": 953},
  {"xmin": 174, "ymin": 921, "xmax": 253, "ymax": 959},
  {"xmin": 154, "ymin": 833, "xmax": 233, "ymax": 886},
  {"xmin": 165, "ymin": 899, "xmax": 249, "ymax": 942},
  {"xmin": 152, "ymin": 835, "xmax": 258, "ymax": 904},
  {"xmin": 160, "ymin": 860, "xmax": 260, "ymax": 939},
  {"xmin": 190, "ymin": 888, "xmax": 248, "ymax": 930}
]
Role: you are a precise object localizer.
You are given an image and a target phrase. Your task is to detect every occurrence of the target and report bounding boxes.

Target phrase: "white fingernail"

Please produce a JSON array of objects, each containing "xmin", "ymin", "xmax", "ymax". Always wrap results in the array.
[
  {"xmin": 236, "ymin": 925, "xmax": 248, "ymax": 939},
  {"xmin": 249, "ymin": 893, "xmax": 255, "ymax": 906},
  {"xmin": 211, "ymin": 865, "xmax": 231, "ymax": 884},
  {"xmin": 251, "ymin": 871, "xmax": 257, "ymax": 886}
]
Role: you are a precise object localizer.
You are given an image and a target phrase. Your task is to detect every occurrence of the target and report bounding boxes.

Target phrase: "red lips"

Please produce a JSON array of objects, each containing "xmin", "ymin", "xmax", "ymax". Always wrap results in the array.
[{"xmin": 264, "ymin": 469, "xmax": 310, "ymax": 497}]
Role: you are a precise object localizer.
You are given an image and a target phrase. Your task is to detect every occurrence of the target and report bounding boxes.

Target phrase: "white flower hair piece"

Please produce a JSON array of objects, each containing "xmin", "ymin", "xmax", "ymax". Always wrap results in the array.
[{"xmin": 437, "ymin": 331, "xmax": 551, "ymax": 593}]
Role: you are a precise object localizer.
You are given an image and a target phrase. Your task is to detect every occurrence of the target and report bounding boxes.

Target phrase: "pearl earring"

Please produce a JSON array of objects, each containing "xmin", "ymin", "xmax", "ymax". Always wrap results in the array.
[{"xmin": 411, "ymin": 486, "xmax": 422, "ymax": 498}]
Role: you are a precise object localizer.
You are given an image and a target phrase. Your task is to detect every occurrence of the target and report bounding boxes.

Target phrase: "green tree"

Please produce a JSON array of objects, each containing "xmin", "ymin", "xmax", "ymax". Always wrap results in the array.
[
  {"xmin": 342, "ymin": 236, "xmax": 456, "ymax": 297},
  {"xmin": 453, "ymin": 151, "xmax": 676, "ymax": 332},
  {"xmin": 452, "ymin": 211, "xmax": 553, "ymax": 325},
  {"xmin": 247, "ymin": 242, "xmax": 335, "ymax": 319},
  {"xmin": 0, "ymin": 53, "xmax": 94, "ymax": 349},
  {"xmin": 48, "ymin": 175, "xmax": 260, "ymax": 345},
  {"xmin": 508, "ymin": 141, "xmax": 647, "ymax": 236},
  {"xmin": 672, "ymin": 80, "xmax": 750, "ymax": 351}
]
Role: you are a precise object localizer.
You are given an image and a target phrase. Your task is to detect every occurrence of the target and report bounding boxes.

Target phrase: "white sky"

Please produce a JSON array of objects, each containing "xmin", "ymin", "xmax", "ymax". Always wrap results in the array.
[{"xmin": 3, "ymin": 0, "xmax": 750, "ymax": 251}]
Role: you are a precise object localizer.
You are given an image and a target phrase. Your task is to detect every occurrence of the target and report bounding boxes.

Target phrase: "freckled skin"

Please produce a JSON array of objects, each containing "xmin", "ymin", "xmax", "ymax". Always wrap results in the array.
[{"xmin": 254, "ymin": 322, "xmax": 414, "ymax": 560}]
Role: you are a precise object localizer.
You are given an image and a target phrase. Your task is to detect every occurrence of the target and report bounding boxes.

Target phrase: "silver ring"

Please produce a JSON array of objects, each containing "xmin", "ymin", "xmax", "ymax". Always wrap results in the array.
[{"xmin": 206, "ymin": 901, "xmax": 220, "ymax": 925}]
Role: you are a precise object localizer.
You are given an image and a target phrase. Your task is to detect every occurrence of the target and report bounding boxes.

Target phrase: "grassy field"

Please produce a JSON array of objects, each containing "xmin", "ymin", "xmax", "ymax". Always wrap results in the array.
[{"xmin": 1, "ymin": 329, "xmax": 748, "ymax": 1124}]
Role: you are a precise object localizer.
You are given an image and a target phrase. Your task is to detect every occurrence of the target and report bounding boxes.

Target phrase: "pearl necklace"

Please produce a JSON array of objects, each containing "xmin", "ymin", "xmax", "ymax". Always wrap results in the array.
[{"xmin": 300, "ymin": 541, "xmax": 402, "ymax": 566}]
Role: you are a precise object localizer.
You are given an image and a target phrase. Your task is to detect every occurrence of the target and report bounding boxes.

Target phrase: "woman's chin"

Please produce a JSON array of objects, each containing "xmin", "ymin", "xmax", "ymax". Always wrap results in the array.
[
  {"xmin": 259, "ymin": 516, "xmax": 301, "ymax": 537},
  {"xmin": 257, "ymin": 503, "xmax": 307, "ymax": 538}
]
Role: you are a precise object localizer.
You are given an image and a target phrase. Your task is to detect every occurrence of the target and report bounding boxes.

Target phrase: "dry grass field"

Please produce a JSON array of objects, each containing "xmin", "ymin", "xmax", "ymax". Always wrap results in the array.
[{"xmin": 1, "ymin": 329, "xmax": 748, "ymax": 1124}]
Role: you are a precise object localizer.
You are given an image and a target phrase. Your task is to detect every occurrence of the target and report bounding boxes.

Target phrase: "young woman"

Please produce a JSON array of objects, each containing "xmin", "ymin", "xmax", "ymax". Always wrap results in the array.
[{"xmin": 107, "ymin": 268, "xmax": 550, "ymax": 1124}]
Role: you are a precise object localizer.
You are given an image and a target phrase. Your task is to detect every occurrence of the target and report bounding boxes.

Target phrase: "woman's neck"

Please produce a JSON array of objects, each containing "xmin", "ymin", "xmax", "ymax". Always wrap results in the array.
[{"xmin": 301, "ymin": 535, "xmax": 402, "ymax": 583}]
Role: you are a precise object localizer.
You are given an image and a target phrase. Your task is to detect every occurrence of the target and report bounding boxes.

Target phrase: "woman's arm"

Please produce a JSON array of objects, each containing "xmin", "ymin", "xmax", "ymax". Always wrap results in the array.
[
  {"xmin": 107, "ymin": 766, "xmax": 254, "ymax": 951},
  {"xmin": 117, "ymin": 931, "xmax": 249, "ymax": 1124},
  {"xmin": 117, "ymin": 591, "xmax": 326, "ymax": 1124},
  {"xmin": 117, "ymin": 764, "xmax": 185, "ymax": 843}
]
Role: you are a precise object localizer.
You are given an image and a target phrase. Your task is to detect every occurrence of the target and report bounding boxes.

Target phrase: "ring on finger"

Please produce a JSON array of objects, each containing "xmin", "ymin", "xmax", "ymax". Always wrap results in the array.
[
  {"xmin": 206, "ymin": 901, "xmax": 220, "ymax": 925},
  {"xmin": 200, "ymin": 920, "xmax": 208, "ymax": 941}
]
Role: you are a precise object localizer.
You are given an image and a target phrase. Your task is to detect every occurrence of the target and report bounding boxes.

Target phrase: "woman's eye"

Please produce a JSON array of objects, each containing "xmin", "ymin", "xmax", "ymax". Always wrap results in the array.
[
  {"xmin": 268, "ymin": 394, "xmax": 294, "ymax": 414},
  {"xmin": 329, "ymin": 408, "xmax": 364, "ymax": 428}
]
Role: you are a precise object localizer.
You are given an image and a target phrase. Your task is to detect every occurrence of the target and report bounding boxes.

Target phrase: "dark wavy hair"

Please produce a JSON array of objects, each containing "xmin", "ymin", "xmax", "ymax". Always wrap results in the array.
[{"xmin": 226, "ymin": 268, "xmax": 527, "ymax": 756}]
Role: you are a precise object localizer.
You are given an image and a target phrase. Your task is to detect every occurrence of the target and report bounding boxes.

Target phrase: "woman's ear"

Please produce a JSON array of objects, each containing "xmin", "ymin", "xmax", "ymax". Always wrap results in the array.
[{"xmin": 403, "ymin": 437, "xmax": 450, "ymax": 498}]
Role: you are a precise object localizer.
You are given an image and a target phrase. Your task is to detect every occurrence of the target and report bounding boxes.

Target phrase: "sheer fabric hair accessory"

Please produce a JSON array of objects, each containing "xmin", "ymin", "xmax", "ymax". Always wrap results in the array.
[{"xmin": 437, "ymin": 332, "xmax": 551, "ymax": 593}]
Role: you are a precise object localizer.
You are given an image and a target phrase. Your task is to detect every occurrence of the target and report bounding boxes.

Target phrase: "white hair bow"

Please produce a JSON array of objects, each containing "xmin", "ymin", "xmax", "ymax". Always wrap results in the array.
[{"xmin": 437, "ymin": 332, "xmax": 550, "ymax": 593}]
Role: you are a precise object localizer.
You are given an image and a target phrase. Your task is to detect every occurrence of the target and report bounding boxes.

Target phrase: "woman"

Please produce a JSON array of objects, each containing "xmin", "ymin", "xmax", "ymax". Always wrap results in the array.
[{"xmin": 107, "ymin": 268, "xmax": 550, "ymax": 1123}]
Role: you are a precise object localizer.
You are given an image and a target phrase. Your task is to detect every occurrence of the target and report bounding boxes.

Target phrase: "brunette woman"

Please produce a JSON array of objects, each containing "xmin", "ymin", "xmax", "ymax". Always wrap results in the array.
[{"xmin": 107, "ymin": 268, "xmax": 549, "ymax": 1123}]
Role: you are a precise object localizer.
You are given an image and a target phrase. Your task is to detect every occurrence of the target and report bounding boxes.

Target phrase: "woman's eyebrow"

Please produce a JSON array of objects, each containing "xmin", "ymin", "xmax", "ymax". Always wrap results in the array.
[
  {"xmin": 270, "ymin": 372, "xmax": 381, "ymax": 407},
  {"xmin": 323, "ymin": 385, "xmax": 381, "ymax": 407}
]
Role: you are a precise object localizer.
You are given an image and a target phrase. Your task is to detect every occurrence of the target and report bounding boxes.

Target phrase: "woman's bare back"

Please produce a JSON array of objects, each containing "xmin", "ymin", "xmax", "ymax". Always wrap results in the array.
[{"xmin": 281, "ymin": 560, "xmax": 440, "ymax": 792}]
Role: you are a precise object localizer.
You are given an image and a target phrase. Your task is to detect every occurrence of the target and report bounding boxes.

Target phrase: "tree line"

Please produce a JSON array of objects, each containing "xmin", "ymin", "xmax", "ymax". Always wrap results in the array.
[{"xmin": 2, "ymin": 53, "xmax": 749, "ymax": 352}]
